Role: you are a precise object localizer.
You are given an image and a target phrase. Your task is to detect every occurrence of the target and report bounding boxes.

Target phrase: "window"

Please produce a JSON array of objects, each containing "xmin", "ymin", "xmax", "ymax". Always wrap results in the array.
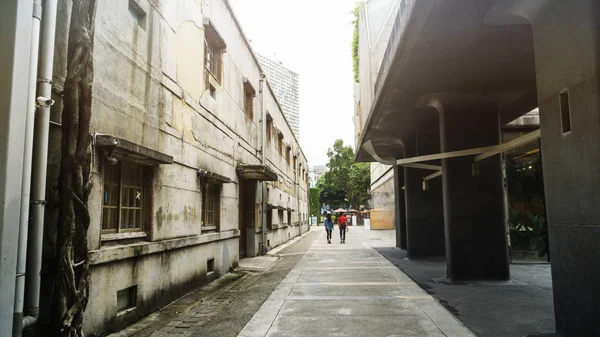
[
  {"xmin": 117, "ymin": 286, "xmax": 137, "ymax": 313},
  {"xmin": 287, "ymin": 211, "xmax": 292, "ymax": 226},
  {"xmin": 244, "ymin": 81, "xmax": 255, "ymax": 119},
  {"xmin": 203, "ymin": 184, "xmax": 221, "ymax": 232},
  {"xmin": 204, "ymin": 22, "xmax": 225, "ymax": 83},
  {"xmin": 102, "ymin": 162, "xmax": 148, "ymax": 234},
  {"xmin": 267, "ymin": 209, "xmax": 273, "ymax": 231},
  {"xmin": 293, "ymin": 156, "xmax": 297, "ymax": 172},
  {"xmin": 278, "ymin": 210, "xmax": 284, "ymax": 227},
  {"xmin": 128, "ymin": 0, "xmax": 146, "ymax": 30},
  {"xmin": 266, "ymin": 114, "xmax": 273, "ymax": 141},
  {"xmin": 286, "ymin": 146, "xmax": 291, "ymax": 165},
  {"xmin": 278, "ymin": 134, "xmax": 284, "ymax": 156},
  {"xmin": 560, "ymin": 90, "xmax": 571, "ymax": 133}
]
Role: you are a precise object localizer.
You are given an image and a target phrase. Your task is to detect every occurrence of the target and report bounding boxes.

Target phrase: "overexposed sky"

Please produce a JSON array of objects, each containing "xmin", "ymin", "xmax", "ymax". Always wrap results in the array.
[{"xmin": 230, "ymin": 0, "xmax": 357, "ymax": 167}]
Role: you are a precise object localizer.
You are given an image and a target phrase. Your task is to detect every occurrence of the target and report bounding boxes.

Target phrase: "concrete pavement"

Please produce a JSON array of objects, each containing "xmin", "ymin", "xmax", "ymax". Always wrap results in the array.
[
  {"xmin": 373, "ymin": 230, "xmax": 554, "ymax": 337},
  {"xmin": 239, "ymin": 227, "xmax": 475, "ymax": 337}
]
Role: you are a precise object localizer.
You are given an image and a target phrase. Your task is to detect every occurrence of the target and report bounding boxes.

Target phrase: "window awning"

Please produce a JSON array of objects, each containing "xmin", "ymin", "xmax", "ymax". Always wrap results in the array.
[
  {"xmin": 287, "ymin": 208, "xmax": 295, "ymax": 212},
  {"xmin": 197, "ymin": 169, "xmax": 231, "ymax": 184},
  {"xmin": 277, "ymin": 206, "xmax": 286, "ymax": 211},
  {"xmin": 95, "ymin": 135, "xmax": 173, "ymax": 165},
  {"xmin": 237, "ymin": 165, "xmax": 278, "ymax": 181}
]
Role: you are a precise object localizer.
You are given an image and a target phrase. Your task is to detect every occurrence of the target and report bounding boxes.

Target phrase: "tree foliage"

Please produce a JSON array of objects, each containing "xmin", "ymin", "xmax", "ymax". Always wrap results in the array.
[
  {"xmin": 318, "ymin": 140, "xmax": 370, "ymax": 210},
  {"xmin": 51, "ymin": 1, "xmax": 97, "ymax": 336},
  {"xmin": 309, "ymin": 188, "xmax": 321, "ymax": 216},
  {"xmin": 348, "ymin": 162, "xmax": 370, "ymax": 208},
  {"xmin": 352, "ymin": 2, "xmax": 362, "ymax": 82}
]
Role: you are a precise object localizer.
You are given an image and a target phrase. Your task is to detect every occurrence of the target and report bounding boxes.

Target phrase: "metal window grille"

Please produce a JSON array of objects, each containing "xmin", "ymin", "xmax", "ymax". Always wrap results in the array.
[{"xmin": 102, "ymin": 162, "xmax": 144, "ymax": 232}]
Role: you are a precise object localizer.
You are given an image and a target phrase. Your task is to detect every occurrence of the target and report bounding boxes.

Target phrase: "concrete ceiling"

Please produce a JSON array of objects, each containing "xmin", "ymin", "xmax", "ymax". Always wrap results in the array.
[{"xmin": 357, "ymin": 0, "xmax": 538, "ymax": 162}]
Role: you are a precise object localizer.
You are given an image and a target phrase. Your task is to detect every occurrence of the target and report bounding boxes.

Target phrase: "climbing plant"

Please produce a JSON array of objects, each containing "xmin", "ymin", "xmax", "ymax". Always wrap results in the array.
[
  {"xmin": 51, "ymin": 0, "xmax": 97, "ymax": 336},
  {"xmin": 352, "ymin": 2, "xmax": 362, "ymax": 82}
]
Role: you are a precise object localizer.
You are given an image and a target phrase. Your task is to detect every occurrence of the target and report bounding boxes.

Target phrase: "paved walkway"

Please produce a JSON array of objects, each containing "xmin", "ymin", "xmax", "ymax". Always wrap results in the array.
[
  {"xmin": 374, "ymin": 230, "xmax": 554, "ymax": 337},
  {"xmin": 238, "ymin": 227, "xmax": 475, "ymax": 337}
]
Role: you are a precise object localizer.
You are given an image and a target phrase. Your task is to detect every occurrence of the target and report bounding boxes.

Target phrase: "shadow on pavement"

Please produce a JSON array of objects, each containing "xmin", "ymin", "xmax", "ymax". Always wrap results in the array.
[{"xmin": 374, "ymin": 247, "xmax": 555, "ymax": 337}]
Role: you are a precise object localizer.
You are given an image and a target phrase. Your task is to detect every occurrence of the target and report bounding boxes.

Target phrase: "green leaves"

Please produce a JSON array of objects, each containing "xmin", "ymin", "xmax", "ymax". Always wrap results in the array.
[
  {"xmin": 352, "ymin": 3, "xmax": 362, "ymax": 82},
  {"xmin": 317, "ymin": 139, "xmax": 370, "ymax": 210}
]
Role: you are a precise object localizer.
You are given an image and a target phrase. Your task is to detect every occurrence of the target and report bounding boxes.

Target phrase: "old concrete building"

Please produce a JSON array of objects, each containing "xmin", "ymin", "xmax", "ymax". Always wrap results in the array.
[
  {"xmin": 353, "ymin": 0, "xmax": 401, "ymax": 230},
  {"xmin": 8, "ymin": 0, "xmax": 310, "ymax": 335},
  {"xmin": 354, "ymin": 1, "xmax": 600, "ymax": 336}
]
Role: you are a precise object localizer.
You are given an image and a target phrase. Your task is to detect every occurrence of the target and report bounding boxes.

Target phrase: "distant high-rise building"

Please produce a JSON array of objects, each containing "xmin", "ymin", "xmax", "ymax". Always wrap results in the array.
[
  {"xmin": 309, "ymin": 165, "xmax": 327, "ymax": 187},
  {"xmin": 257, "ymin": 54, "xmax": 300, "ymax": 140}
]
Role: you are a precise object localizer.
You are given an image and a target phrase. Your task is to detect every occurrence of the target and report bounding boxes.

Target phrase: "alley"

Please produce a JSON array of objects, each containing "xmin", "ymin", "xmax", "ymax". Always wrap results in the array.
[
  {"xmin": 240, "ymin": 227, "xmax": 475, "ymax": 337},
  {"xmin": 107, "ymin": 227, "xmax": 474, "ymax": 337}
]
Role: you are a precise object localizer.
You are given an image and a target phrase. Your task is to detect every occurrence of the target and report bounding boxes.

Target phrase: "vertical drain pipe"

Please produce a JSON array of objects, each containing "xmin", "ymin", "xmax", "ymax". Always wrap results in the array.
[
  {"xmin": 24, "ymin": 0, "xmax": 58, "ymax": 328},
  {"xmin": 13, "ymin": 1, "xmax": 42, "ymax": 336},
  {"xmin": 259, "ymin": 73, "xmax": 267, "ymax": 254}
]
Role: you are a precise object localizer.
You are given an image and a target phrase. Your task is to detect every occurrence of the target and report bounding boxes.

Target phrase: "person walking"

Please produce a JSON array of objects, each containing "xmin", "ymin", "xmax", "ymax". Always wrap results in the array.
[
  {"xmin": 338, "ymin": 212, "xmax": 348, "ymax": 244},
  {"xmin": 324, "ymin": 213, "xmax": 334, "ymax": 244}
]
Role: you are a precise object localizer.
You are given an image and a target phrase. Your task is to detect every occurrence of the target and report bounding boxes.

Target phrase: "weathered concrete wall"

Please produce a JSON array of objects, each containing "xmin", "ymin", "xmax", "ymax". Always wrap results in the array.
[
  {"xmin": 370, "ymin": 165, "xmax": 394, "ymax": 230},
  {"xmin": 354, "ymin": 0, "xmax": 400, "ymax": 148},
  {"xmin": 370, "ymin": 162, "xmax": 394, "ymax": 211},
  {"xmin": 355, "ymin": 1, "xmax": 401, "ymax": 227},
  {"xmin": 0, "ymin": 1, "xmax": 32, "ymax": 334},
  {"xmin": 42, "ymin": 0, "xmax": 309, "ymax": 335}
]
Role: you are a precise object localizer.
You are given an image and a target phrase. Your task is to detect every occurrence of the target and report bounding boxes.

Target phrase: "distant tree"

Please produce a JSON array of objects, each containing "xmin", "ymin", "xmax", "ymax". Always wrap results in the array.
[
  {"xmin": 348, "ymin": 162, "xmax": 370, "ymax": 208},
  {"xmin": 326, "ymin": 139, "xmax": 355, "ymax": 191},
  {"xmin": 319, "ymin": 139, "xmax": 370, "ymax": 209},
  {"xmin": 317, "ymin": 173, "xmax": 347, "ymax": 210},
  {"xmin": 309, "ymin": 188, "xmax": 320, "ymax": 216}
]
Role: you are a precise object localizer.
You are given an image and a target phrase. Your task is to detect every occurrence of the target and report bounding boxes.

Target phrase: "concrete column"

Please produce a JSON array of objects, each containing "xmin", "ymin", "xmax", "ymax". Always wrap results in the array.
[
  {"xmin": 0, "ymin": 0, "xmax": 33, "ymax": 335},
  {"xmin": 404, "ymin": 130, "xmax": 445, "ymax": 258},
  {"xmin": 526, "ymin": 2, "xmax": 600, "ymax": 335},
  {"xmin": 393, "ymin": 165, "xmax": 406, "ymax": 250},
  {"xmin": 437, "ymin": 102, "xmax": 509, "ymax": 281}
]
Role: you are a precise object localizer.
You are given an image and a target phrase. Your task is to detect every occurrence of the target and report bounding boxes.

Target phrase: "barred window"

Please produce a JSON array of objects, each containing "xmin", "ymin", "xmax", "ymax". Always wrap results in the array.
[
  {"xmin": 102, "ymin": 162, "xmax": 146, "ymax": 233},
  {"xmin": 204, "ymin": 23, "xmax": 225, "ymax": 83},
  {"xmin": 266, "ymin": 114, "xmax": 273, "ymax": 141},
  {"xmin": 203, "ymin": 184, "xmax": 221, "ymax": 232},
  {"xmin": 243, "ymin": 81, "xmax": 255, "ymax": 119}
]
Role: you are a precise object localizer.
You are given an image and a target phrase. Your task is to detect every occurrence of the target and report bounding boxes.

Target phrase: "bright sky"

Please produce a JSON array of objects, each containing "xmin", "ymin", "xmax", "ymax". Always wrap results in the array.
[{"xmin": 230, "ymin": 0, "xmax": 357, "ymax": 167}]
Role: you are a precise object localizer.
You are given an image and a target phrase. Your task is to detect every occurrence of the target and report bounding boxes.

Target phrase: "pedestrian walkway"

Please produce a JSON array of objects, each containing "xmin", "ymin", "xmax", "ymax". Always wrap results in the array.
[{"xmin": 239, "ymin": 227, "xmax": 475, "ymax": 337}]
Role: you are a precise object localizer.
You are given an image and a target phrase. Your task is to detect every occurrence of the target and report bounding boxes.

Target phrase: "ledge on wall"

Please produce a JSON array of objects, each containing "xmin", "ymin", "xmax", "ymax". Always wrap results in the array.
[
  {"xmin": 95, "ymin": 134, "xmax": 173, "ymax": 165},
  {"xmin": 237, "ymin": 164, "xmax": 278, "ymax": 181},
  {"xmin": 89, "ymin": 230, "xmax": 239, "ymax": 266},
  {"xmin": 197, "ymin": 169, "xmax": 232, "ymax": 184}
]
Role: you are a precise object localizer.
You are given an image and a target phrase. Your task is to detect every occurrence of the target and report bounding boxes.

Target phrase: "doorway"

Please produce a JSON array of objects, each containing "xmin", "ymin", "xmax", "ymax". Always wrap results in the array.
[{"xmin": 238, "ymin": 180, "xmax": 256, "ymax": 259}]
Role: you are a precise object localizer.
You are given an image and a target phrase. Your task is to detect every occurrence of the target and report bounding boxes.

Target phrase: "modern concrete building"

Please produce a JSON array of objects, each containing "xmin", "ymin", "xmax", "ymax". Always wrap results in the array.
[
  {"xmin": 0, "ymin": 0, "xmax": 309, "ymax": 335},
  {"xmin": 353, "ymin": 0, "xmax": 401, "ymax": 230},
  {"xmin": 256, "ymin": 54, "xmax": 300, "ymax": 140},
  {"xmin": 354, "ymin": 1, "xmax": 600, "ymax": 336}
]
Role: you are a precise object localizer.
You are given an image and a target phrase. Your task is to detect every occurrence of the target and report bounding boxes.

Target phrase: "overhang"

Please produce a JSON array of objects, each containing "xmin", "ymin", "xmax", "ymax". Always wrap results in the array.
[
  {"xmin": 356, "ymin": 0, "xmax": 538, "ymax": 163},
  {"xmin": 197, "ymin": 169, "xmax": 232, "ymax": 184},
  {"xmin": 95, "ymin": 134, "xmax": 173, "ymax": 165},
  {"xmin": 237, "ymin": 165, "xmax": 278, "ymax": 181}
]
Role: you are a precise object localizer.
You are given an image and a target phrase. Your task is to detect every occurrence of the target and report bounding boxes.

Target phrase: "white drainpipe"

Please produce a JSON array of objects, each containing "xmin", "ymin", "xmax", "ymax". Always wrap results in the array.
[
  {"xmin": 24, "ymin": 0, "xmax": 58, "ymax": 332},
  {"xmin": 259, "ymin": 73, "xmax": 267, "ymax": 254},
  {"xmin": 13, "ymin": 1, "xmax": 42, "ymax": 335}
]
